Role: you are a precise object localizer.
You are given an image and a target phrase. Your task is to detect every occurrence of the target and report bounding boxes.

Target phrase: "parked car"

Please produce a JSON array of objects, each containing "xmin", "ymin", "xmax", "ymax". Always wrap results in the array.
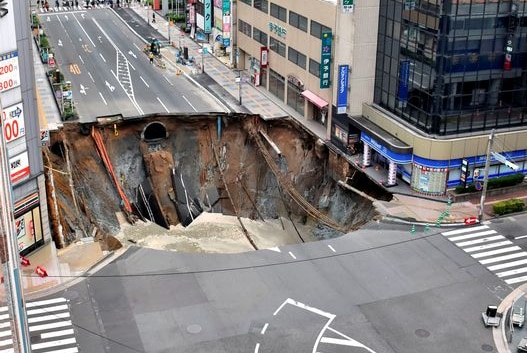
[
  {"xmin": 513, "ymin": 307, "xmax": 525, "ymax": 328},
  {"xmin": 518, "ymin": 337, "xmax": 527, "ymax": 352}
]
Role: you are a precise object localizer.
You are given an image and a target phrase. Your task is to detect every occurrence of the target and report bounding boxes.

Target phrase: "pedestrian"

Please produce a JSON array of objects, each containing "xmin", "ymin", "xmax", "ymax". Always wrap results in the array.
[
  {"xmin": 149, "ymin": 52, "xmax": 154, "ymax": 64},
  {"xmin": 152, "ymin": 12, "xmax": 156, "ymax": 23}
]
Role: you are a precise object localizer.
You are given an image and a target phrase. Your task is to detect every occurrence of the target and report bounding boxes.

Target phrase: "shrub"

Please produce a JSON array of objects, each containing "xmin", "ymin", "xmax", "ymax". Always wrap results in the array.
[
  {"xmin": 455, "ymin": 173, "xmax": 525, "ymax": 194},
  {"xmin": 493, "ymin": 199, "xmax": 525, "ymax": 216},
  {"xmin": 39, "ymin": 36, "xmax": 49, "ymax": 49}
]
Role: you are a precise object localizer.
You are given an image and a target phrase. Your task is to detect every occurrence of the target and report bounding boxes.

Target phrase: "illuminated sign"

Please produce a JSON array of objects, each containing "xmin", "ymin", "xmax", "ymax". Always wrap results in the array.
[
  {"xmin": 320, "ymin": 31, "xmax": 332, "ymax": 89},
  {"xmin": 2, "ymin": 102, "xmax": 25, "ymax": 143},
  {"xmin": 0, "ymin": 51, "xmax": 20, "ymax": 92},
  {"xmin": 204, "ymin": 0, "xmax": 212, "ymax": 34},
  {"xmin": 9, "ymin": 151, "xmax": 30, "ymax": 184},
  {"xmin": 337, "ymin": 65, "xmax": 348, "ymax": 114}
]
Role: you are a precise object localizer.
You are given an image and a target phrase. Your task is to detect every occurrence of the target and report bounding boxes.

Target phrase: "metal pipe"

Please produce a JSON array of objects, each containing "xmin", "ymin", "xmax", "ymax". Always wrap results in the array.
[{"xmin": 478, "ymin": 129, "xmax": 495, "ymax": 221}]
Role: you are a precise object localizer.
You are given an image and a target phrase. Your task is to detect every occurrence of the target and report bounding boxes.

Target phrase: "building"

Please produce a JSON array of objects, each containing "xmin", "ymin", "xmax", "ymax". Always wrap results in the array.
[{"xmin": 1, "ymin": 0, "xmax": 51, "ymax": 256}]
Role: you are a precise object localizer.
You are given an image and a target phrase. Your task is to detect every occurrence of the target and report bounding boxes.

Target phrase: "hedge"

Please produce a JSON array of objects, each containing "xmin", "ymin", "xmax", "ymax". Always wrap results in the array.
[
  {"xmin": 493, "ymin": 199, "xmax": 525, "ymax": 216},
  {"xmin": 455, "ymin": 173, "xmax": 525, "ymax": 194}
]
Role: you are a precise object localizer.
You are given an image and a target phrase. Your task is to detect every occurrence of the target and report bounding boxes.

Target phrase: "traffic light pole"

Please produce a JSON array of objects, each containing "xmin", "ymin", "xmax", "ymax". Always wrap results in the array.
[
  {"xmin": 0, "ymin": 103, "xmax": 31, "ymax": 353},
  {"xmin": 478, "ymin": 129, "xmax": 495, "ymax": 222}
]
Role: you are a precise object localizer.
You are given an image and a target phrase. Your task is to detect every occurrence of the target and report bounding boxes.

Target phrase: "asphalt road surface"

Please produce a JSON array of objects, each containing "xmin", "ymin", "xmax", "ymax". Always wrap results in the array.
[
  {"xmin": 50, "ymin": 220, "xmax": 512, "ymax": 353},
  {"xmin": 38, "ymin": 7, "xmax": 226, "ymax": 121}
]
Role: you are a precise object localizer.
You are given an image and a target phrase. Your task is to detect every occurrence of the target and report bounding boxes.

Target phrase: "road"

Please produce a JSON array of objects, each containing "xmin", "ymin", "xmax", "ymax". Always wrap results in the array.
[
  {"xmin": 46, "ymin": 220, "xmax": 512, "ymax": 353},
  {"xmin": 37, "ymin": 7, "xmax": 225, "ymax": 121}
]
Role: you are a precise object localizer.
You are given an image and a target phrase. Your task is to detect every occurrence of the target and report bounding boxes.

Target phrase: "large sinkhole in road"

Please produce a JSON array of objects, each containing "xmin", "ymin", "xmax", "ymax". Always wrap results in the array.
[{"xmin": 46, "ymin": 114, "xmax": 390, "ymax": 253}]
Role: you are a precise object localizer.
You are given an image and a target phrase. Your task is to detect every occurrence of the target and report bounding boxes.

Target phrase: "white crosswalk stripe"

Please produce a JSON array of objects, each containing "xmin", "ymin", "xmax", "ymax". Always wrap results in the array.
[
  {"xmin": 0, "ymin": 297, "xmax": 77, "ymax": 352},
  {"xmin": 38, "ymin": 4, "xmax": 108, "ymax": 13},
  {"xmin": 442, "ymin": 225, "xmax": 527, "ymax": 285}
]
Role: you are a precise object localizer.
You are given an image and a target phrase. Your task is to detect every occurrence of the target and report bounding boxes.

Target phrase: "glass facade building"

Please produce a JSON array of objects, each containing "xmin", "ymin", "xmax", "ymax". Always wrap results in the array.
[{"xmin": 375, "ymin": 0, "xmax": 527, "ymax": 136}]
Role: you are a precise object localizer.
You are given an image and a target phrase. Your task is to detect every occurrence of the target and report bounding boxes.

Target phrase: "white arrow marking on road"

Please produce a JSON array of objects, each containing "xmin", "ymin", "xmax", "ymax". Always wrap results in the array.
[
  {"xmin": 128, "ymin": 50, "xmax": 137, "ymax": 59},
  {"xmin": 64, "ymin": 15, "xmax": 68, "ymax": 21},
  {"xmin": 58, "ymin": 39, "xmax": 63, "ymax": 47},
  {"xmin": 105, "ymin": 81, "xmax": 115, "ymax": 92},
  {"xmin": 80, "ymin": 84, "xmax": 88, "ymax": 95},
  {"xmin": 98, "ymin": 36, "xmax": 102, "ymax": 43},
  {"xmin": 81, "ymin": 13, "xmax": 85, "ymax": 19},
  {"xmin": 47, "ymin": 17, "xmax": 50, "ymax": 22}
]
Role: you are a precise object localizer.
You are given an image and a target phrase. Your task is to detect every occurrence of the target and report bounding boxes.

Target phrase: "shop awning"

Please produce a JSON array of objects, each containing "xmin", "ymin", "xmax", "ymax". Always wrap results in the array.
[{"xmin": 301, "ymin": 90, "xmax": 328, "ymax": 109}]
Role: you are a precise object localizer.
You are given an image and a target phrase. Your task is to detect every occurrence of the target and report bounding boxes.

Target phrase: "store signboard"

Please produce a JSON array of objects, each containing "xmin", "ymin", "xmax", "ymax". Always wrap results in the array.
[
  {"xmin": 320, "ymin": 31, "xmax": 332, "ymax": 89},
  {"xmin": 337, "ymin": 65, "xmax": 349, "ymax": 114},
  {"xmin": 342, "ymin": 0, "xmax": 354, "ymax": 13},
  {"xmin": 204, "ymin": 0, "xmax": 212, "ymax": 34},
  {"xmin": 0, "ymin": 51, "xmax": 20, "ymax": 92},
  {"xmin": 9, "ymin": 151, "xmax": 30, "ymax": 185},
  {"xmin": 398, "ymin": 59, "xmax": 410, "ymax": 108},
  {"xmin": 0, "ymin": 0, "xmax": 16, "ymax": 53},
  {"xmin": 2, "ymin": 102, "xmax": 25, "ymax": 144}
]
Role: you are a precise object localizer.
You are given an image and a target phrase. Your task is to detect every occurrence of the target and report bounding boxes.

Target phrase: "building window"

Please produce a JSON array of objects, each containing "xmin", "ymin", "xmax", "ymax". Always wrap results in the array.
[
  {"xmin": 310, "ymin": 20, "xmax": 331, "ymax": 39},
  {"xmin": 239, "ymin": 19, "xmax": 252, "ymax": 37},
  {"xmin": 270, "ymin": 3, "xmax": 287, "ymax": 22},
  {"xmin": 254, "ymin": 0, "xmax": 268, "ymax": 13},
  {"xmin": 309, "ymin": 58, "xmax": 320, "ymax": 77},
  {"xmin": 289, "ymin": 11, "xmax": 308, "ymax": 32},
  {"xmin": 240, "ymin": 0, "xmax": 252, "ymax": 5},
  {"xmin": 288, "ymin": 47, "xmax": 306, "ymax": 69},
  {"xmin": 253, "ymin": 27, "xmax": 268, "ymax": 46},
  {"xmin": 270, "ymin": 37, "xmax": 286, "ymax": 57},
  {"xmin": 287, "ymin": 81, "xmax": 304, "ymax": 115},
  {"xmin": 269, "ymin": 69, "xmax": 285, "ymax": 101}
]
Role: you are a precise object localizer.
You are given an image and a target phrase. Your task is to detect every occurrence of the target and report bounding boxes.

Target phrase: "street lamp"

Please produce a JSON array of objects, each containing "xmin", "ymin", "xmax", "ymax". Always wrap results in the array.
[{"xmin": 234, "ymin": 70, "xmax": 243, "ymax": 105}]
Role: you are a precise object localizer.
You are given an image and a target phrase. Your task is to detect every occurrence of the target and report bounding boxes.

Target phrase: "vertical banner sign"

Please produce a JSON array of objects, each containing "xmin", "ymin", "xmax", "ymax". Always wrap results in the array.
[
  {"xmin": 0, "ymin": 0, "xmax": 16, "ymax": 53},
  {"xmin": 320, "ymin": 31, "xmax": 332, "ymax": 89},
  {"xmin": 3, "ymin": 102, "xmax": 25, "ymax": 144},
  {"xmin": 0, "ymin": 51, "xmax": 20, "ymax": 93},
  {"xmin": 337, "ymin": 65, "xmax": 349, "ymax": 114},
  {"xmin": 204, "ymin": 0, "xmax": 212, "ymax": 34},
  {"xmin": 460, "ymin": 158, "xmax": 469, "ymax": 187},
  {"xmin": 398, "ymin": 59, "xmax": 410, "ymax": 108},
  {"xmin": 260, "ymin": 47, "xmax": 268, "ymax": 68},
  {"xmin": 342, "ymin": 0, "xmax": 354, "ymax": 13},
  {"xmin": 9, "ymin": 152, "xmax": 30, "ymax": 185},
  {"xmin": 222, "ymin": 0, "xmax": 231, "ymax": 47}
]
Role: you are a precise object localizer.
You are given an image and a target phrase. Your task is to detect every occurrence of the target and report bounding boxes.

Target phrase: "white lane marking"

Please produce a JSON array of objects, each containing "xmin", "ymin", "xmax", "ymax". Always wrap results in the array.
[
  {"xmin": 456, "ymin": 235, "xmax": 504, "ymax": 247},
  {"xmin": 516, "ymin": 235, "xmax": 527, "ymax": 240},
  {"xmin": 156, "ymin": 97, "xmax": 169, "ymax": 113},
  {"xmin": 26, "ymin": 297, "xmax": 68, "ymax": 308},
  {"xmin": 27, "ymin": 304, "xmax": 69, "ymax": 316},
  {"xmin": 0, "ymin": 322, "xmax": 10, "ymax": 329},
  {"xmin": 472, "ymin": 246, "xmax": 521, "ymax": 259},
  {"xmin": 0, "ymin": 314, "xmax": 8, "ymax": 320},
  {"xmin": 449, "ymin": 230, "xmax": 497, "ymax": 242},
  {"xmin": 0, "ymin": 338, "xmax": 13, "ymax": 346},
  {"xmin": 140, "ymin": 76, "xmax": 149, "ymax": 87},
  {"xmin": 31, "ymin": 337, "xmax": 76, "ymax": 350},
  {"xmin": 28, "ymin": 312, "xmax": 70, "ymax": 324},
  {"xmin": 442, "ymin": 225, "xmax": 489, "ymax": 236},
  {"xmin": 99, "ymin": 91, "xmax": 107, "ymax": 105},
  {"xmin": 254, "ymin": 342, "xmax": 260, "ymax": 353},
  {"xmin": 182, "ymin": 95, "xmax": 197, "ymax": 112},
  {"xmin": 41, "ymin": 328, "xmax": 75, "ymax": 339},
  {"xmin": 43, "ymin": 348, "xmax": 78, "ymax": 353},
  {"xmin": 266, "ymin": 247, "xmax": 281, "ymax": 253},
  {"xmin": 324, "ymin": 327, "xmax": 377, "ymax": 353},
  {"xmin": 506, "ymin": 275, "xmax": 527, "ymax": 284},
  {"xmin": 29, "ymin": 320, "xmax": 73, "ymax": 332},
  {"xmin": 129, "ymin": 62, "xmax": 136, "ymax": 71},
  {"xmin": 73, "ymin": 12, "xmax": 95, "ymax": 47},
  {"xmin": 497, "ymin": 267, "xmax": 527, "ymax": 278},
  {"xmin": 273, "ymin": 298, "xmax": 335, "ymax": 319},
  {"xmin": 327, "ymin": 245, "xmax": 336, "ymax": 253},
  {"xmin": 0, "ymin": 347, "xmax": 14, "ymax": 353},
  {"xmin": 99, "ymin": 53, "xmax": 106, "ymax": 63},
  {"xmin": 133, "ymin": 43, "xmax": 141, "ymax": 51},
  {"xmin": 78, "ymin": 54, "xmax": 84, "ymax": 65},
  {"xmin": 163, "ymin": 75, "xmax": 174, "ymax": 86},
  {"xmin": 464, "ymin": 240, "xmax": 512, "ymax": 253},
  {"xmin": 88, "ymin": 72, "xmax": 94, "ymax": 82},
  {"xmin": 0, "ymin": 329, "xmax": 12, "ymax": 337},
  {"xmin": 260, "ymin": 323, "xmax": 268, "ymax": 335},
  {"xmin": 479, "ymin": 252, "xmax": 527, "ymax": 265},
  {"xmin": 488, "ymin": 258, "xmax": 527, "ymax": 271},
  {"xmin": 0, "ymin": 306, "xmax": 7, "ymax": 312},
  {"xmin": 288, "ymin": 251, "xmax": 296, "ymax": 259}
]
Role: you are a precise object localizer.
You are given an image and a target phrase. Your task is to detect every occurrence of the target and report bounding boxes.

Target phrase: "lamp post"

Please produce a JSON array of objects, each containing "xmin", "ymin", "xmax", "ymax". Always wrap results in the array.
[
  {"xmin": 234, "ymin": 69, "xmax": 243, "ymax": 105},
  {"xmin": 478, "ymin": 129, "xmax": 495, "ymax": 222}
]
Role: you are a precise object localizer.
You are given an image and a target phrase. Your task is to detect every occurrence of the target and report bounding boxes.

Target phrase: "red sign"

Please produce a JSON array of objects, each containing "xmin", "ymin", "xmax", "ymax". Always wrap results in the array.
[
  {"xmin": 260, "ymin": 47, "xmax": 268, "ymax": 68},
  {"xmin": 35, "ymin": 266, "xmax": 48, "ymax": 278},
  {"xmin": 464, "ymin": 216, "xmax": 478, "ymax": 225},
  {"xmin": 48, "ymin": 56, "xmax": 56, "ymax": 68}
]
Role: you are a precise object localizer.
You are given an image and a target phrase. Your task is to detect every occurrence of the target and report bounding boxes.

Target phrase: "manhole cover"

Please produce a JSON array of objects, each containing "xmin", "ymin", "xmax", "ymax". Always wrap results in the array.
[
  {"xmin": 481, "ymin": 344, "xmax": 493, "ymax": 352},
  {"xmin": 187, "ymin": 324, "xmax": 202, "ymax": 334},
  {"xmin": 414, "ymin": 329, "xmax": 430, "ymax": 338},
  {"xmin": 63, "ymin": 290, "xmax": 79, "ymax": 300}
]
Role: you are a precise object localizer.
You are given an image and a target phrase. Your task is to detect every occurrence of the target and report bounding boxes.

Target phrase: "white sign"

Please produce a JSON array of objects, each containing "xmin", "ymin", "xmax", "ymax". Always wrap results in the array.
[
  {"xmin": 2, "ymin": 102, "xmax": 25, "ymax": 143},
  {"xmin": 40, "ymin": 129, "xmax": 50, "ymax": 147},
  {"xmin": 0, "ymin": 0, "xmax": 16, "ymax": 53},
  {"xmin": 491, "ymin": 152, "xmax": 519, "ymax": 171},
  {"xmin": 9, "ymin": 151, "xmax": 30, "ymax": 184},
  {"xmin": 0, "ymin": 51, "xmax": 20, "ymax": 92}
]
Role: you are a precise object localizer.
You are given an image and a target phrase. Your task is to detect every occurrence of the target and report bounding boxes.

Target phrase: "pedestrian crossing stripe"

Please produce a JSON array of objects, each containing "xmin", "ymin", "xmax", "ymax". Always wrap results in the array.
[
  {"xmin": 0, "ymin": 297, "xmax": 77, "ymax": 353},
  {"xmin": 442, "ymin": 225, "xmax": 527, "ymax": 285}
]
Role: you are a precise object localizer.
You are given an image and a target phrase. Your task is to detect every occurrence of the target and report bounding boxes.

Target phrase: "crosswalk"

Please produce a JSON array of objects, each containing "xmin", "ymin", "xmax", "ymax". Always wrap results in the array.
[
  {"xmin": 442, "ymin": 225, "xmax": 527, "ymax": 285},
  {"xmin": 0, "ymin": 297, "xmax": 78, "ymax": 353},
  {"xmin": 37, "ymin": 4, "xmax": 111, "ymax": 13}
]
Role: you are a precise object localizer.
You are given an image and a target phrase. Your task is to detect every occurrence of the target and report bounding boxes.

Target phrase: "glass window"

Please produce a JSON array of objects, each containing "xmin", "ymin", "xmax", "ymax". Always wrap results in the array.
[
  {"xmin": 288, "ymin": 47, "xmax": 306, "ymax": 69},
  {"xmin": 254, "ymin": 0, "xmax": 268, "ymax": 13},
  {"xmin": 270, "ymin": 36, "xmax": 286, "ymax": 57},
  {"xmin": 270, "ymin": 3, "xmax": 287, "ymax": 22},
  {"xmin": 253, "ymin": 27, "xmax": 268, "ymax": 46},
  {"xmin": 269, "ymin": 69, "xmax": 285, "ymax": 101},
  {"xmin": 310, "ymin": 20, "xmax": 331, "ymax": 39},
  {"xmin": 287, "ymin": 81, "xmax": 304, "ymax": 115},
  {"xmin": 289, "ymin": 11, "xmax": 308, "ymax": 32},
  {"xmin": 239, "ymin": 19, "xmax": 252, "ymax": 37},
  {"xmin": 309, "ymin": 58, "xmax": 320, "ymax": 77},
  {"xmin": 240, "ymin": 0, "xmax": 252, "ymax": 5}
]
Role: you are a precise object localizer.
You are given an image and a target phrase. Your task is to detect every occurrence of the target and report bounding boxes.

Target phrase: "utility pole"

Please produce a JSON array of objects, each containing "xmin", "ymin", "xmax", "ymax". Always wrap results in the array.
[
  {"xmin": 478, "ymin": 129, "xmax": 495, "ymax": 221},
  {"xmin": 0, "ymin": 103, "xmax": 31, "ymax": 353}
]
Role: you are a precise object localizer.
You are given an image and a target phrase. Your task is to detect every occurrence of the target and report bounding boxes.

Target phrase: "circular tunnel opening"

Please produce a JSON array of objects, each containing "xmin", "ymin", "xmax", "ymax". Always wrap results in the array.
[{"xmin": 142, "ymin": 122, "xmax": 169, "ymax": 142}]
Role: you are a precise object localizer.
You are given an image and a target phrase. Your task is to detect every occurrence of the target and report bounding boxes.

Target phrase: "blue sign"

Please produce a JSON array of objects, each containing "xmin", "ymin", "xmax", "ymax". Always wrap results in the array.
[
  {"xmin": 204, "ymin": 0, "xmax": 212, "ymax": 34},
  {"xmin": 337, "ymin": 65, "xmax": 349, "ymax": 114},
  {"xmin": 223, "ymin": 38, "xmax": 230, "ymax": 47},
  {"xmin": 361, "ymin": 132, "xmax": 413, "ymax": 164},
  {"xmin": 398, "ymin": 59, "xmax": 410, "ymax": 108}
]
